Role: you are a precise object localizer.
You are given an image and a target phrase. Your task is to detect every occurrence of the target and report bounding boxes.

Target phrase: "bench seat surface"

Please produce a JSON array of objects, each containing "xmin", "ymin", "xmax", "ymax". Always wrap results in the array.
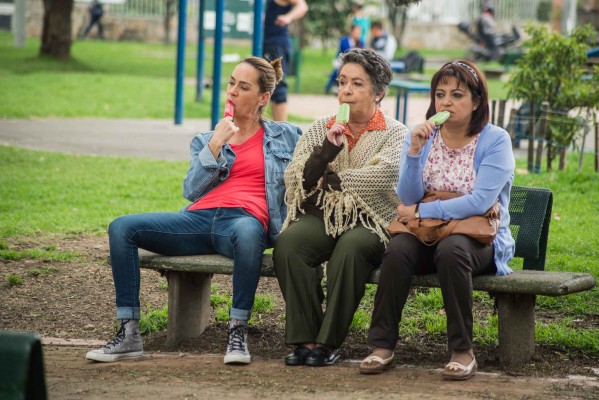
[{"xmin": 139, "ymin": 251, "xmax": 596, "ymax": 297}]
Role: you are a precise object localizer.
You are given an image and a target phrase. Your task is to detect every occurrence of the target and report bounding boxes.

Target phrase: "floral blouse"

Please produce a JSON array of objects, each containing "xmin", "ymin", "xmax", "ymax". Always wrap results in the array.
[{"xmin": 423, "ymin": 129, "xmax": 479, "ymax": 194}]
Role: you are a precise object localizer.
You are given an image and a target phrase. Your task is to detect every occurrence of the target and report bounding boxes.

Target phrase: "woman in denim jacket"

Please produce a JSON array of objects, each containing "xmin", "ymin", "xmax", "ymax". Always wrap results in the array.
[{"xmin": 86, "ymin": 56, "xmax": 302, "ymax": 365}]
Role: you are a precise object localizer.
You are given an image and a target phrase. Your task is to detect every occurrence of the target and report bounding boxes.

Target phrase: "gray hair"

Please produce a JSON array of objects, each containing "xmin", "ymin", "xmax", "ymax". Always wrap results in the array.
[{"xmin": 338, "ymin": 48, "xmax": 393, "ymax": 105}]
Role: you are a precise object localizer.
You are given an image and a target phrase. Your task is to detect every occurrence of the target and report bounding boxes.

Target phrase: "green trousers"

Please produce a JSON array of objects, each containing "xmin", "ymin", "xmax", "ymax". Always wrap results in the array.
[{"xmin": 274, "ymin": 213, "xmax": 385, "ymax": 348}]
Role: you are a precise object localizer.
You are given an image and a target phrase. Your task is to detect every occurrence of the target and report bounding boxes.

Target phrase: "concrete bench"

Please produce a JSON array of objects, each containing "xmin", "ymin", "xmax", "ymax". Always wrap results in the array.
[{"xmin": 139, "ymin": 186, "xmax": 596, "ymax": 367}]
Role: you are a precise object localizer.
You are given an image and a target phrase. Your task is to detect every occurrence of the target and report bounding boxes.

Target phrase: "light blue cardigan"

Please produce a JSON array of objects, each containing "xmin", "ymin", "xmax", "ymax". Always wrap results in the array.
[{"xmin": 398, "ymin": 123, "xmax": 516, "ymax": 276}]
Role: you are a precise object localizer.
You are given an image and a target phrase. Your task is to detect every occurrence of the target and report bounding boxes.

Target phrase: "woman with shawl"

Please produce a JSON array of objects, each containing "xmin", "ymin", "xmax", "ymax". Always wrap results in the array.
[{"xmin": 274, "ymin": 48, "xmax": 407, "ymax": 367}]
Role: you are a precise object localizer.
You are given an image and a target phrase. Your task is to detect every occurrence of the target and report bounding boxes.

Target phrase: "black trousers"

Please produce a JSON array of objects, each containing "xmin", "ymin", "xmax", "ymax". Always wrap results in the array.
[
  {"xmin": 83, "ymin": 16, "xmax": 104, "ymax": 38},
  {"xmin": 368, "ymin": 233, "xmax": 496, "ymax": 351}
]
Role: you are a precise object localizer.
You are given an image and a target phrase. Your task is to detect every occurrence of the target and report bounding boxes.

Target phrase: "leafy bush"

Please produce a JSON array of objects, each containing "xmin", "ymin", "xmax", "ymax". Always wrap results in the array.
[{"xmin": 507, "ymin": 23, "xmax": 599, "ymax": 170}]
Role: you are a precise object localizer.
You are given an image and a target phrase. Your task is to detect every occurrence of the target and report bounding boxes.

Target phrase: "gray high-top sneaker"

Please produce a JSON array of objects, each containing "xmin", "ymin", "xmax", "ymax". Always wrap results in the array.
[
  {"xmin": 85, "ymin": 319, "xmax": 143, "ymax": 362},
  {"xmin": 223, "ymin": 319, "xmax": 250, "ymax": 365}
]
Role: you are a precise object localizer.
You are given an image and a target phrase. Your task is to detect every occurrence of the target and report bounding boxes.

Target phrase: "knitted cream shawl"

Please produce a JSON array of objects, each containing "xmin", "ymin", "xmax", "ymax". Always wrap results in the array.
[{"xmin": 283, "ymin": 114, "xmax": 407, "ymax": 244}]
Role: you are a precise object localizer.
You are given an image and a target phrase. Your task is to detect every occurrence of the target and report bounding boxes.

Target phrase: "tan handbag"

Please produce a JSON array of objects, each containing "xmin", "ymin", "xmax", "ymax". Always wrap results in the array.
[{"xmin": 387, "ymin": 191, "xmax": 500, "ymax": 246}]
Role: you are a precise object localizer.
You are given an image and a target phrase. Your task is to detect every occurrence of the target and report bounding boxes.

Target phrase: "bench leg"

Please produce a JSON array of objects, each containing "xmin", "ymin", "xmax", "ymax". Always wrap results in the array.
[
  {"xmin": 165, "ymin": 271, "xmax": 212, "ymax": 350},
  {"xmin": 496, "ymin": 294, "xmax": 536, "ymax": 367}
]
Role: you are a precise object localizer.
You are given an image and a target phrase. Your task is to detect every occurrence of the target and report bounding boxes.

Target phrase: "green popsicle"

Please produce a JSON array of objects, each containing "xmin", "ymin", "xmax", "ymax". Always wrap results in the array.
[
  {"xmin": 336, "ymin": 103, "xmax": 350, "ymax": 123},
  {"xmin": 429, "ymin": 111, "xmax": 450, "ymax": 125}
]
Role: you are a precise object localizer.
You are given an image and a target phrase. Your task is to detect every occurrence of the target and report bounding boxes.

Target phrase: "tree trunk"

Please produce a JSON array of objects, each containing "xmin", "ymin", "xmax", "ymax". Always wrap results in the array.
[
  {"xmin": 595, "ymin": 121, "xmax": 598, "ymax": 173},
  {"xmin": 164, "ymin": 0, "xmax": 175, "ymax": 45},
  {"xmin": 559, "ymin": 147, "xmax": 567, "ymax": 170},
  {"xmin": 386, "ymin": 0, "xmax": 408, "ymax": 49},
  {"xmin": 534, "ymin": 103, "xmax": 549, "ymax": 173},
  {"xmin": 40, "ymin": 0, "xmax": 74, "ymax": 60},
  {"xmin": 528, "ymin": 102, "xmax": 536, "ymax": 173}
]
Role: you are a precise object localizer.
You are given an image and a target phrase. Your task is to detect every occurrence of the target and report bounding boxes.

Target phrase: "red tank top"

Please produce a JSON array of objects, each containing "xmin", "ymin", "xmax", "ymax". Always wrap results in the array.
[{"xmin": 188, "ymin": 127, "xmax": 269, "ymax": 231}]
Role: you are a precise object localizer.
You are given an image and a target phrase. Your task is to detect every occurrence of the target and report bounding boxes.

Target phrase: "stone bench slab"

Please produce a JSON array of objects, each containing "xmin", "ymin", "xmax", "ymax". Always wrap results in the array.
[{"xmin": 139, "ymin": 251, "xmax": 596, "ymax": 297}]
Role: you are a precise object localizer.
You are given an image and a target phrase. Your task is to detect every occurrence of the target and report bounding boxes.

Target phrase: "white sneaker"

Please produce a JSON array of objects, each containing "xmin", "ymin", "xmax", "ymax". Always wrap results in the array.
[
  {"xmin": 86, "ymin": 319, "xmax": 143, "ymax": 363},
  {"xmin": 223, "ymin": 320, "xmax": 250, "ymax": 365}
]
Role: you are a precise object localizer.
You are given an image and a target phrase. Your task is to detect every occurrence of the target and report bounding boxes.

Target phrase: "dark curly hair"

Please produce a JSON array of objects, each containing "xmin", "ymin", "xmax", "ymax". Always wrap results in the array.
[{"xmin": 338, "ymin": 48, "xmax": 393, "ymax": 105}]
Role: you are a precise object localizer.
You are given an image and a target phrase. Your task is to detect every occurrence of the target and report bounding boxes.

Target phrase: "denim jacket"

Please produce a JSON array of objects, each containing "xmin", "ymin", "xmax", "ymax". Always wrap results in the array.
[{"xmin": 182, "ymin": 120, "xmax": 302, "ymax": 247}]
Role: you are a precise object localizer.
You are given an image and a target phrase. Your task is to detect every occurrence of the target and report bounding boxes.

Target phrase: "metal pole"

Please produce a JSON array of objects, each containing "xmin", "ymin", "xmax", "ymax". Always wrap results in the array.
[
  {"xmin": 195, "ymin": 0, "xmax": 206, "ymax": 102},
  {"xmin": 174, "ymin": 0, "xmax": 188, "ymax": 124},
  {"xmin": 252, "ymin": 0, "xmax": 264, "ymax": 57},
  {"xmin": 12, "ymin": 0, "xmax": 26, "ymax": 48},
  {"xmin": 211, "ymin": 0, "xmax": 225, "ymax": 129},
  {"xmin": 595, "ymin": 121, "xmax": 598, "ymax": 173},
  {"xmin": 528, "ymin": 102, "xmax": 535, "ymax": 173}
]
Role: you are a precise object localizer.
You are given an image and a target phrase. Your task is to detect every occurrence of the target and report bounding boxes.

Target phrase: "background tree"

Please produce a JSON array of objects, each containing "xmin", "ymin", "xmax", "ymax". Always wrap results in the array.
[
  {"xmin": 302, "ymin": 0, "xmax": 420, "ymax": 52},
  {"xmin": 507, "ymin": 23, "xmax": 598, "ymax": 171},
  {"xmin": 164, "ymin": 0, "xmax": 177, "ymax": 45},
  {"xmin": 302, "ymin": 0, "xmax": 353, "ymax": 52},
  {"xmin": 40, "ymin": 0, "xmax": 74, "ymax": 60},
  {"xmin": 385, "ymin": 0, "xmax": 409, "ymax": 47}
]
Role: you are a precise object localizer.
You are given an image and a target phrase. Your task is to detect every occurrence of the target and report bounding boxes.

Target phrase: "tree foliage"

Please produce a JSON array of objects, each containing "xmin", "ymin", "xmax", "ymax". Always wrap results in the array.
[
  {"xmin": 507, "ymin": 24, "xmax": 597, "ymax": 111},
  {"xmin": 507, "ymin": 23, "xmax": 599, "ymax": 170},
  {"xmin": 302, "ymin": 0, "xmax": 354, "ymax": 51}
]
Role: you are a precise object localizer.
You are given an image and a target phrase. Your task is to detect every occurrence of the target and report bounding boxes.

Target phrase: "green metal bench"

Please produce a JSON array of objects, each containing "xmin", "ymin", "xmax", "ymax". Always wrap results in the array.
[
  {"xmin": 139, "ymin": 185, "xmax": 596, "ymax": 367},
  {"xmin": 0, "ymin": 331, "xmax": 47, "ymax": 399}
]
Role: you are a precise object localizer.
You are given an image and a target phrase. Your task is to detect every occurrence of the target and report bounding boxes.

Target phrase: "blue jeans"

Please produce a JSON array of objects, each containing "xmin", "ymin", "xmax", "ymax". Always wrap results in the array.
[{"xmin": 108, "ymin": 207, "xmax": 267, "ymax": 321}]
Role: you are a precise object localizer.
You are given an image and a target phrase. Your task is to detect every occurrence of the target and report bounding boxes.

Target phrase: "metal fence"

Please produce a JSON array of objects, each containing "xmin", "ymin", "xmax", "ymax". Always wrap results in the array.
[
  {"xmin": 109, "ymin": 0, "xmax": 547, "ymax": 22},
  {"xmin": 109, "ymin": 0, "xmax": 207, "ymax": 19},
  {"xmin": 405, "ymin": 0, "xmax": 546, "ymax": 23},
  {"xmin": 110, "ymin": 0, "xmax": 162, "ymax": 17},
  {"xmin": 110, "ymin": 0, "xmax": 200, "ymax": 18}
]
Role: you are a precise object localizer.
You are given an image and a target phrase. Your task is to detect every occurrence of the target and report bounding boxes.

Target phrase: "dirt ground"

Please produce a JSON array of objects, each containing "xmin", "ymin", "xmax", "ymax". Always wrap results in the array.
[{"xmin": 1, "ymin": 234, "xmax": 599, "ymax": 399}]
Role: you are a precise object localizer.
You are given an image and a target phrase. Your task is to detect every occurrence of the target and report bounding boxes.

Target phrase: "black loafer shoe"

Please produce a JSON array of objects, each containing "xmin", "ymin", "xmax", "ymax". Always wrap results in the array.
[
  {"xmin": 305, "ymin": 347, "xmax": 341, "ymax": 367},
  {"xmin": 285, "ymin": 345, "xmax": 313, "ymax": 366}
]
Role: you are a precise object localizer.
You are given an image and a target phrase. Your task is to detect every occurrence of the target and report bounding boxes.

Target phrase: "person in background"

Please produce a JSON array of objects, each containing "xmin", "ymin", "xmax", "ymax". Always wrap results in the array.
[
  {"xmin": 85, "ymin": 57, "xmax": 302, "ymax": 366},
  {"xmin": 370, "ymin": 20, "xmax": 397, "ymax": 62},
  {"xmin": 274, "ymin": 48, "xmax": 407, "ymax": 367},
  {"xmin": 351, "ymin": 2, "xmax": 370, "ymax": 45},
  {"xmin": 263, "ymin": 0, "xmax": 309, "ymax": 122},
  {"xmin": 477, "ymin": 1, "xmax": 498, "ymax": 59},
  {"xmin": 325, "ymin": 24, "xmax": 365, "ymax": 95},
  {"xmin": 359, "ymin": 60, "xmax": 515, "ymax": 380},
  {"xmin": 82, "ymin": 0, "xmax": 104, "ymax": 39}
]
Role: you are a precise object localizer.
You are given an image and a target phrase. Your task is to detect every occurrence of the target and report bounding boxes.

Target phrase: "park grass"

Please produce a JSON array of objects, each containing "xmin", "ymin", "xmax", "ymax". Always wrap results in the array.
[
  {"xmin": 1, "ymin": 144, "xmax": 597, "ymax": 352},
  {"xmin": 0, "ymin": 31, "xmax": 508, "ymax": 120},
  {"xmin": 0, "ymin": 145, "xmax": 188, "ymax": 236}
]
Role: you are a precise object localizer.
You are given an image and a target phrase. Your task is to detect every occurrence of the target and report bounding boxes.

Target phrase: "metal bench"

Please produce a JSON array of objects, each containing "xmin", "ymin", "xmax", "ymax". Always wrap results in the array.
[
  {"xmin": 139, "ymin": 185, "xmax": 596, "ymax": 367},
  {"xmin": 389, "ymin": 78, "xmax": 430, "ymax": 125}
]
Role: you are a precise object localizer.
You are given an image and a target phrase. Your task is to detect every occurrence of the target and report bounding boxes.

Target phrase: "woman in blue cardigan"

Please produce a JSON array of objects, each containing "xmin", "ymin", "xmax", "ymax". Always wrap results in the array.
[{"xmin": 360, "ymin": 60, "xmax": 515, "ymax": 380}]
